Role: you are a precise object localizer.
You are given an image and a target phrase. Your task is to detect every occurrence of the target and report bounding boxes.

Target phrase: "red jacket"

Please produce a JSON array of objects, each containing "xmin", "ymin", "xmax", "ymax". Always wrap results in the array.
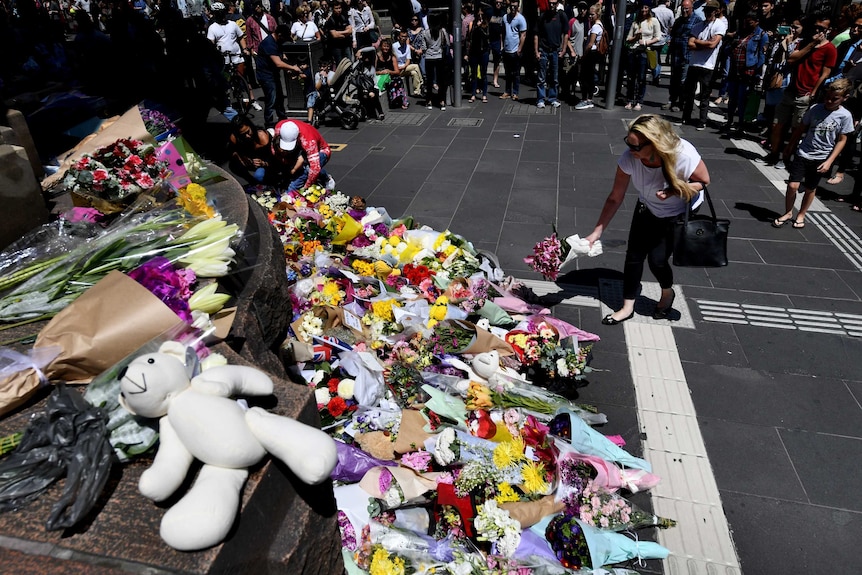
[{"xmin": 274, "ymin": 120, "xmax": 331, "ymax": 187}]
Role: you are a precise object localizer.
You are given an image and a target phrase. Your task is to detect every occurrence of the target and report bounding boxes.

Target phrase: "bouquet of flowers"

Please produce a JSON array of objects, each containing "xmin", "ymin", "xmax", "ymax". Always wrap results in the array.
[
  {"xmin": 139, "ymin": 106, "xmax": 178, "ymax": 140},
  {"xmin": 505, "ymin": 319, "xmax": 592, "ymax": 387},
  {"xmin": 306, "ymin": 362, "xmax": 359, "ymax": 428},
  {"xmin": 63, "ymin": 138, "xmax": 170, "ymax": 209},
  {"xmin": 524, "ymin": 231, "xmax": 569, "ymax": 281}
]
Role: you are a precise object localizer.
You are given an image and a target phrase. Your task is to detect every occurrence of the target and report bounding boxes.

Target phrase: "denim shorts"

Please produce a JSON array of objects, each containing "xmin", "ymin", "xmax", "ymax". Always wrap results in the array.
[{"xmin": 306, "ymin": 91, "xmax": 319, "ymax": 109}]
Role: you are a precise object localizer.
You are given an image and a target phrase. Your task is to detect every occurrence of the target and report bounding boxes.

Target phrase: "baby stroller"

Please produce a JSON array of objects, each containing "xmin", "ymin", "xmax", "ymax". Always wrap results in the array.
[{"xmin": 313, "ymin": 58, "xmax": 363, "ymax": 130}]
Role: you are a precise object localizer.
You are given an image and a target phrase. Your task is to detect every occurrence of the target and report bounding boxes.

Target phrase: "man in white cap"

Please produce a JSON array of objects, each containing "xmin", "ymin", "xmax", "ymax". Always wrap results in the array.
[{"xmin": 272, "ymin": 119, "xmax": 336, "ymax": 192}]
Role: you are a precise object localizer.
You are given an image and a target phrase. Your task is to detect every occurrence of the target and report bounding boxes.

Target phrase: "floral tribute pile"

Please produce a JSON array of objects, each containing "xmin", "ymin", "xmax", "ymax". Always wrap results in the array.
[{"xmin": 250, "ymin": 183, "xmax": 677, "ymax": 574}]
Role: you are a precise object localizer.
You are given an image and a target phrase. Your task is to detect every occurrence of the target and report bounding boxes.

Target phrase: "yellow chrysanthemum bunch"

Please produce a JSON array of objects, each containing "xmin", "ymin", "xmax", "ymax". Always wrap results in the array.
[
  {"xmin": 302, "ymin": 184, "xmax": 325, "ymax": 204},
  {"xmin": 301, "ymin": 239, "xmax": 322, "ymax": 257},
  {"xmin": 370, "ymin": 299, "xmax": 401, "ymax": 322},
  {"xmin": 426, "ymin": 294, "xmax": 449, "ymax": 328},
  {"xmin": 310, "ymin": 278, "xmax": 345, "ymax": 307},
  {"xmin": 177, "ymin": 183, "xmax": 215, "ymax": 218},
  {"xmin": 521, "ymin": 460, "xmax": 550, "ymax": 495},
  {"xmin": 369, "ymin": 547, "xmax": 406, "ymax": 575},
  {"xmin": 351, "ymin": 259, "xmax": 375, "ymax": 277},
  {"xmin": 495, "ymin": 481, "xmax": 521, "ymax": 504},
  {"xmin": 493, "ymin": 435, "xmax": 526, "ymax": 469}
]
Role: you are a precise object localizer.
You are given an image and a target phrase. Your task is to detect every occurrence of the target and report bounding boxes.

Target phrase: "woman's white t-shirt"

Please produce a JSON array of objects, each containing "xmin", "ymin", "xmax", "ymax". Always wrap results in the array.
[
  {"xmin": 292, "ymin": 20, "xmax": 320, "ymax": 41},
  {"xmin": 589, "ymin": 22, "xmax": 603, "ymax": 51},
  {"xmin": 618, "ymin": 139, "xmax": 701, "ymax": 217}
]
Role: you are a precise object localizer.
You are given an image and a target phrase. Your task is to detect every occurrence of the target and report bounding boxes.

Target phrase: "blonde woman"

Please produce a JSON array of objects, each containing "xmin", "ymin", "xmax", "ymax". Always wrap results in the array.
[
  {"xmin": 624, "ymin": 1, "xmax": 662, "ymax": 110},
  {"xmin": 586, "ymin": 115, "xmax": 711, "ymax": 324},
  {"xmin": 292, "ymin": 5, "xmax": 322, "ymax": 41},
  {"xmin": 574, "ymin": 3, "xmax": 603, "ymax": 110}
]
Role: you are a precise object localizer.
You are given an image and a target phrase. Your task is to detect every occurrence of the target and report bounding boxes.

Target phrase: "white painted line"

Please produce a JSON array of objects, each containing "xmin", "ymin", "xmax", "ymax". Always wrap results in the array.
[
  {"xmin": 625, "ymin": 323, "xmax": 741, "ymax": 573},
  {"xmin": 746, "ymin": 304, "xmax": 788, "ymax": 312},
  {"xmin": 798, "ymin": 326, "xmax": 849, "ymax": 335},
  {"xmin": 697, "ymin": 300, "xmax": 741, "ymax": 308},
  {"xmin": 703, "ymin": 316, "xmax": 749, "ymax": 324},
  {"xmin": 748, "ymin": 321, "xmax": 797, "ymax": 329}
]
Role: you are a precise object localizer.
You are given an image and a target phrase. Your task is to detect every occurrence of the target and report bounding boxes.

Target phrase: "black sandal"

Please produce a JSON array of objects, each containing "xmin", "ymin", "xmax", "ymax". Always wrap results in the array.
[{"xmin": 772, "ymin": 215, "xmax": 792, "ymax": 228}]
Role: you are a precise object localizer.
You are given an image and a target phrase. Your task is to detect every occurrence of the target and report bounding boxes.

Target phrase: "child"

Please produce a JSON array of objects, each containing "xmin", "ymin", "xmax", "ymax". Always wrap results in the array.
[
  {"xmin": 305, "ymin": 57, "xmax": 335, "ymax": 124},
  {"xmin": 773, "ymin": 78, "xmax": 855, "ymax": 229}
]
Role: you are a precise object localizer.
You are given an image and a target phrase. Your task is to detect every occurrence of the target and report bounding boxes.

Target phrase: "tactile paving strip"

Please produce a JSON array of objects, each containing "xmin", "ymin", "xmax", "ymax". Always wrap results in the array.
[
  {"xmin": 625, "ymin": 322, "xmax": 741, "ymax": 574},
  {"xmin": 697, "ymin": 299, "xmax": 862, "ymax": 337}
]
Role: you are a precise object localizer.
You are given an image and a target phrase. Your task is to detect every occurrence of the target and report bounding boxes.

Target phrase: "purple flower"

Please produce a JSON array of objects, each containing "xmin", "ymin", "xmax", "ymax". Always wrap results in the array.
[{"xmin": 129, "ymin": 257, "xmax": 193, "ymax": 321}]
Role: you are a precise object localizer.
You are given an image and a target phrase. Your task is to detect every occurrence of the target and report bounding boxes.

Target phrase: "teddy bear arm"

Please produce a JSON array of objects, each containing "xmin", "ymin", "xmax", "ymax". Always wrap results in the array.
[
  {"xmin": 244, "ymin": 407, "xmax": 337, "ymax": 485},
  {"xmin": 191, "ymin": 365, "xmax": 274, "ymax": 397},
  {"xmin": 139, "ymin": 416, "xmax": 195, "ymax": 502}
]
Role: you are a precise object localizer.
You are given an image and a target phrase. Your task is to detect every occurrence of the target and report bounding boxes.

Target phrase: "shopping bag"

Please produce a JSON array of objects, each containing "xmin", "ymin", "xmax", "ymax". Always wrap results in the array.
[{"xmin": 672, "ymin": 186, "xmax": 730, "ymax": 267}]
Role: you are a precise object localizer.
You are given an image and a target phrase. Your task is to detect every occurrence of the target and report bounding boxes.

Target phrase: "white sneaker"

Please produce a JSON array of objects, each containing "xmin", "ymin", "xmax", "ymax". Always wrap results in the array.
[
  {"xmin": 775, "ymin": 160, "xmax": 786, "ymax": 170},
  {"xmin": 441, "ymin": 106, "xmax": 446, "ymax": 111},
  {"xmin": 537, "ymin": 101, "xmax": 546, "ymax": 109},
  {"xmin": 325, "ymin": 176, "xmax": 336, "ymax": 191},
  {"xmin": 574, "ymin": 100, "xmax": 593, "ymax": 110},
  {"xmin": 550, "ymin": 100, "xmax": 561, "ymax": 108},
  {"xmin": 251, "ymin": 101, "xmax": 263, "ymax": 111}
]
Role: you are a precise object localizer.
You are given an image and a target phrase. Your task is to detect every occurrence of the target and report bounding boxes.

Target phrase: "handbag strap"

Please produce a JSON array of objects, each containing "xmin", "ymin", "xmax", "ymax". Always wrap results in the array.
[{"xmin": 682, "ymin": 184, "xmax": 717, "ymax": 226}]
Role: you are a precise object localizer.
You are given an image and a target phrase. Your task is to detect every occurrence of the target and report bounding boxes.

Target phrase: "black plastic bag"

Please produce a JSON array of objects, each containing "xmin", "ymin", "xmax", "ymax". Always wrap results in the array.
[{"xmin": 0, "ymin": 384, "xmax": 115, "ymax": 530}]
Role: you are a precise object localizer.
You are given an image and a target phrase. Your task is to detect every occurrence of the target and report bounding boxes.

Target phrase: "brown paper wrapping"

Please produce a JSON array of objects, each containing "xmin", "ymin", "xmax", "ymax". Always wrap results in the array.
[
  {"xmin": 393, "ymin": 409, "xmax": 434, "ymax": 454},
  {"xmin": 359, "ymin": 466, "xmax": 441, "ymax": 500},
  {"xmin": 35, "ymin": 271, "xmax": 183, "ymax": 382},
  {"xmin": 457, "ymin": 320, "xmax": 515, "ymax": 357},
  {"xmin": 354, "ymin": 431, "xmax": 398, "ymax": 460},
  {"xmin": 0, "ymin": 368, "xmax": 41, "ymax": 419},
  {"xmin": 42, "ymin": 106, "xmax": 154, "ymax": 191},
  {"xmin": 500, "ymin": 495, "xmax": 565, "ymax": 528},
  {"xmin": 0, "ymin": 271, "xmax": 185, "ymax": 417}
]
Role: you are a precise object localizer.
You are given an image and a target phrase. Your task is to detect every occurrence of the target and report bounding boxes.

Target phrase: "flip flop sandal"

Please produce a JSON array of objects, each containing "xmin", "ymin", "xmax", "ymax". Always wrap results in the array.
[
  {"xmin": 482, "ymin": 96, "xmax": 488, "ymax": 103},
  {"xmin": 792, "ymin": 220, "xmax": 806, "ymax": 229},
  {"xmin": 852, "ymin": 204, "xmax": 862, "ymax": 212},
  {"xmin": 772, "ymin": 216, "xmax": 792, "ymax": 228},
  {"xmin": 827, "ymin": 174, "xmax": 844, "ymax": 185}
]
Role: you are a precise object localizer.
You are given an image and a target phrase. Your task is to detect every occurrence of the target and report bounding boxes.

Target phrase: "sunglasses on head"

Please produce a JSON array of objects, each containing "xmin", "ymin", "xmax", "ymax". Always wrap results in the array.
[{"xmin": 623, "ymin": 136, "xmax": 649, "ymax": 151}]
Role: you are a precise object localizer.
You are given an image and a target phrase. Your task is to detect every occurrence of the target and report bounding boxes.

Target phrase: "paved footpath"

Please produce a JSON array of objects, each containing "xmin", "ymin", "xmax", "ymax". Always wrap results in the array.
[{"xmin": 215, "ymin": 77, "xmax": 862, "ymax": 574}]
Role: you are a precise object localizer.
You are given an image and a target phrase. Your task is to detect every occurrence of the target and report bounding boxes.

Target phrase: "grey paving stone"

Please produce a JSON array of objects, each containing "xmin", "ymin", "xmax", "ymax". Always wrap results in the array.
[
  {"xmin": 365, "ymin": 193, "xmax": 413, "ymax": 219},
  {"xmin": 513, "ymin": 160, "xmax": 560, "ymax": 188},
  {"xmin": 689, "ymin": 367, "xmax": 862, "ymax": 436},
  {"xmin": 371, "ymin": 168, "xmax": 431, "ymax": 198},
  {"xmin": 486, "ymin": 133, "xmax": 526, "ymax": 150},
  {"xmin": 477, "ymin": 149, "xmax": 521, "ymax": 173},
  {"xmin": 750, "ymin": 239, "xmax": 855, "ymax": 270},
  {"xmin": 408, "ymin": 182, "xmax": 467, "ymax": 220},
  {"xmin": 732, "ymin": 325, "xmax": 862, "ymax": 380},
  {"xmin": 789, "ymin": 294, "xmax": 862, "ymax": 315},
  {"xmin": 443, "ymin": 137, "xmax": 487, "ymax": 159},
  {"xmin": 504, "ymin": 187, "xmax": 557, "ymax": 224},
  {"xmin": 394, "ymin": 146, "xmax": 447, "ymax": 171},
  {"xmin": 429, "ymin": 157, "xmax": 480, "ymax": 183},
  {"xmin": 450, "ymin": 202, "xmax": 508, "ymax": 245},
  {"xmin": 709, "ymin": 262, "xmax": 859, "ymax": 299},
  {"xmin": 834, "ymin": 269, "xmax": 862, "ymax": 300},
  {"xmin": 519, "ymin": 141, "xmax": 562, "ymax": 163},
  {"xmin": 353, "ymin": 152, "xmax": 401, "ymax": 176},
  {"xmin": 411, "ymin": 128, "xmax": 459, "ymax": 147},
  {"xmin": 727, "ymin": 238, "xmax": 763, "ymax": 263},
  {"xmin": 524, "ymin": 124, "xmax": 560, "ymax": 141},
  {"xmin": 779, "ymin": 429, "xmax": 862, "ymax": 511},
  {"xmin": 674, "ymin": 321, "xmax": 748, "ymax": 368},
  {"xmin": 722, "ymin": 492, "xmax": 862, "ymax": 575},
  {"xmin": 698, "ymin": 419, "xmax": 807, "ymax": 500}
]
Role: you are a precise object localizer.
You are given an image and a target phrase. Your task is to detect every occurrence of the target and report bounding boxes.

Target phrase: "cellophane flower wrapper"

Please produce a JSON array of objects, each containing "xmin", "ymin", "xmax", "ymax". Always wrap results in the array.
[
  {"xmin": 555, "ymin": 442, "xmax": 660, "ymax": 494},
  {"xmin": 338, "ymin": 350, "xmax": 386, "ymax": 407},
  {"xmin": 576, "ymin": 517, "xmax": 669, "ymax": 567},
  {"xmin": 554, "ymin": 409, "xmax": 652, "ymax": 472},
  {"xmin": 331, "ymin": 440, "xmax": 398, "ymax": 483},
  {"xmin": 490, "ymin": 370, "xmax": 608, "ymax": 425}
]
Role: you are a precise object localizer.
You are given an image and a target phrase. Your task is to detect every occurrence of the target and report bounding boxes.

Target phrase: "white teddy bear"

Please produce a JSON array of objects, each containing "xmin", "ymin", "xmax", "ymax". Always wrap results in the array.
[{"xmin": 118, "ymin": 342, "xmax": 338, "ymax": 551}]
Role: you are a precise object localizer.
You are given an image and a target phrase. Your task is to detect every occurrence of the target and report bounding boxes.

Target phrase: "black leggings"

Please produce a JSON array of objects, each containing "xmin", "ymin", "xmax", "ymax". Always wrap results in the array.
[{"xmin": 623, "ymin": 201, "xmax": 677, "ymax": 300}]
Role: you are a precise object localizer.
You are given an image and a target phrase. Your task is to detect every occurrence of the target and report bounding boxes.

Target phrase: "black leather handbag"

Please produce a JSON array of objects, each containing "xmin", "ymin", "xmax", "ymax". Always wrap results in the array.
[{"xmin": 672, "ymin": 185, "xmax": 730, "ymax": 267}]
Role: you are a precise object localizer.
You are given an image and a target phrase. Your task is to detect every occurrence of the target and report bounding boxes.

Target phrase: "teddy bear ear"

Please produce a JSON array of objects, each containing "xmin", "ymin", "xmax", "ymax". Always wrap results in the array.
[{"xmin": 157, "ymin": 341, "xmax": 201, "ymax": 379}]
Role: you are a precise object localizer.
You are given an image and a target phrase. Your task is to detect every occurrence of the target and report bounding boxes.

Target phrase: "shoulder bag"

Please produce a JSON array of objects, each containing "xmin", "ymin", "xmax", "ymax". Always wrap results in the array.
[{"xmin": 672, "ymin": 185, "xmax": 730, "ymax": 267}]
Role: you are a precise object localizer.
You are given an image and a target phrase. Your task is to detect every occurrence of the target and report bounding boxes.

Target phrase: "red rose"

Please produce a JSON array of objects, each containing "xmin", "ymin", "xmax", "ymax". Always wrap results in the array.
[
  {"xmin": 327, "ymin": 377, "xmax": 340, "ymax": 394},
  {"xmin": 327, "ymin": 396, "xmax": 347, "ymax": 417}
]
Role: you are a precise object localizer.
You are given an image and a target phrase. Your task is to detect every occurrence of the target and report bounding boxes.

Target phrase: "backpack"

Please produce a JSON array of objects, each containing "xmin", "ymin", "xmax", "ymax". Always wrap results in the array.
[{"xmin": 596, "ymin": 23, "xmax": 609, "ymax": 56}]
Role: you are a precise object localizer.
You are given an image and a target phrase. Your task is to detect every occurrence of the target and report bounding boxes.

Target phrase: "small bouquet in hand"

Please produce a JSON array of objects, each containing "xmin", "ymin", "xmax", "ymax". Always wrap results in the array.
[{"xmin": 524, "ymin": 228, "xmax": 602, "ymax": 281}]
